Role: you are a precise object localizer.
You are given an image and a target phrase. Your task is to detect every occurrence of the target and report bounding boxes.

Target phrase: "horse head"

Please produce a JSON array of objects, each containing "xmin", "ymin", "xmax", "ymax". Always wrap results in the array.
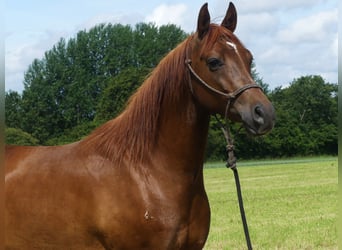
[{"xmin": 187, "ymin": 2, "xmax": 275, "ymax": 135}]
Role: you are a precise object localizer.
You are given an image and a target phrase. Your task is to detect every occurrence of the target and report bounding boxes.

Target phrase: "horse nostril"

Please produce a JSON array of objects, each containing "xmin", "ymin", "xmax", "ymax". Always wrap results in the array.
[
  {"xmin": 253, "ymin": 105, "xmax": 265, "ymax": 125},
  {"xmin": 255, "ymin": 105, "xmax": 263, "ymax": 116}
]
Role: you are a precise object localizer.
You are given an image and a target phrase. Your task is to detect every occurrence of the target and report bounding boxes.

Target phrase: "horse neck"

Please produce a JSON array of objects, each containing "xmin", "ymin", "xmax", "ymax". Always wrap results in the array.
[
  {"xmin": 82, "ymin": 38, "xmax": 210, "ymax": 172},
  {"xmin": 155, "ymin": 97, "xmax": 210, "ymax": 172},
  {"xmin": 131, "ymin": 39, "xmax": 210, "ymax": 172}
]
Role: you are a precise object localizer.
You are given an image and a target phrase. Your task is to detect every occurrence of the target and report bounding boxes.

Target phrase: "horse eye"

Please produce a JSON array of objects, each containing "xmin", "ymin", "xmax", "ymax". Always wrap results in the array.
[{"xmin": 207, "ymin": 58, "xmax": 224, "ymax": 71}]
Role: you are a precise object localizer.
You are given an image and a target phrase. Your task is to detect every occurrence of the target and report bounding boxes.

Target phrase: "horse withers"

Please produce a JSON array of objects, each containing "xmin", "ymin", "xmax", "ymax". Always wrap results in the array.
[{"xmin": 5, "ymin": 2, "xmax": 275, "ymax": 249}]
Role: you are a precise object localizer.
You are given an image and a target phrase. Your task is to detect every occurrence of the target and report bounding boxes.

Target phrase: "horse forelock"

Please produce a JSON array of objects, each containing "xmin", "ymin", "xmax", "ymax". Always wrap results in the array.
[
  {"xmin": 82, "ymin": 38, "xmax": 191, "ymax": 164},
  {"xmin": 199, "ymin": 24, "xmax": 243, "ymax": 57}
]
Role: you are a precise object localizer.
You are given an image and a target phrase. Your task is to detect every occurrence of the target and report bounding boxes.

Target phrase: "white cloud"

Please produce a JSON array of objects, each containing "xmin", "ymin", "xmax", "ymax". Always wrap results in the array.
[
  {"xmin": 215, "ymin": 0, "xmax": 325, "ymax": 14},
  {"xmin": 331, "ymin": 34, "xmax": 338, "ymax": 57},
  {"xmin": 230, "ymin": 1, "xmax": 338, "ymax": 88},
  {"xmin": 257, "ymin": 39, "xmax": 337, "ymax": 87},
  {"xmin": 145, "ymin": 3, "xmax": 188, "ymax": 28},
  {"xmin": 78, "ymin": 12, "xmax": 144, "ymax": 31},
  {"xmin": 6, "ymin": 59, "xmax": 27, "ymax": 93},
  {"xmin": 237, "ymin": 12, "xmax": 279, "ymax": 41},
  {"xmin": 277, "ymin": 9, "xmax": 338, "ymax": 44},
  {"xmin": 6, "ymin": 42, "xmax": 44, "ymax": 92}
]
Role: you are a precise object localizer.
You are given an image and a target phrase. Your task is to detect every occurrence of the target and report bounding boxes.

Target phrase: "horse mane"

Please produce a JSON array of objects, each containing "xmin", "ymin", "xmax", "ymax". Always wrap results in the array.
[
  {"xmin": 81, "ymin": 37, "xmax": 192, "ymax": 163},
  {"xmin": 81, "ymin": 24, "xmax": 231, "ymax": 164}
]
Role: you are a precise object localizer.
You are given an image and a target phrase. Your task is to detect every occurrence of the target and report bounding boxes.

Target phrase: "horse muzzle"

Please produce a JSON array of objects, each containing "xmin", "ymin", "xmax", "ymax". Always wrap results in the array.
[{"xmin": 240, "ymin": 103, "xmax": 276, "ymax": 136}]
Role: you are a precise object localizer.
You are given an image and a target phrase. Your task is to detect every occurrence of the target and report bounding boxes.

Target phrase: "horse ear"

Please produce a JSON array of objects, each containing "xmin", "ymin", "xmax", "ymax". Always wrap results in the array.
[
  {"xmin": 197, "ymin": 3, "xmax": 210, "ymax": 40},
  {"xmin": 221, "ymin": 2, "xmax": 237, "ymax": 32}
]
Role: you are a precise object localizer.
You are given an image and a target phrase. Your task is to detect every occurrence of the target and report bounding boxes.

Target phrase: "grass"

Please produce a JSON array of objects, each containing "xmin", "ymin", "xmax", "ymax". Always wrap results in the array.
[{"xmin": 203, "ymin": 156, "xmax": 337, "ymax": 249}]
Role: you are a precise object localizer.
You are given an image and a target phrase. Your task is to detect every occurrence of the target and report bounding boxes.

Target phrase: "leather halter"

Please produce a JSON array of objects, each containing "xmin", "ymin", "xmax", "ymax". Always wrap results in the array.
[
  {"xmin": 185, "ymin": 42, "xmax": 257, "ymax": 250},
  {"xmin": 185, "ymin": 58, "xmax": 262, "ymax": 103}
]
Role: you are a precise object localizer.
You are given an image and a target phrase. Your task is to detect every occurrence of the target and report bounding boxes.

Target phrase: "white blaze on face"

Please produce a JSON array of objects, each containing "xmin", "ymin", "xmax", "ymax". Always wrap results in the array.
[{"xmin": 226, "ymin": 41, "xmax": 238, "ymax": 54}]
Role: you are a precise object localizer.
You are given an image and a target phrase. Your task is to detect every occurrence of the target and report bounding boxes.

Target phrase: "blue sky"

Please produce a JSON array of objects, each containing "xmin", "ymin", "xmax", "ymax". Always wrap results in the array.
[{"xmin": 5, "ymin": 0, "xmax": 338, "ymax": 92}]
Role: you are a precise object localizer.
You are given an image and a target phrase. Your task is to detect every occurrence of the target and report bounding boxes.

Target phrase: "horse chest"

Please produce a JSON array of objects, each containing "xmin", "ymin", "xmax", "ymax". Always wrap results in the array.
[{"xmin": 94, "ymin": 178, "xmax": 210, "ymax": 249}]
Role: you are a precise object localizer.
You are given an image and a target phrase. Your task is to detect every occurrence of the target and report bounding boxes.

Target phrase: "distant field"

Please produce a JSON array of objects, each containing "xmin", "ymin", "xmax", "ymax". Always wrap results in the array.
[{"xmin": 203, "ymin": 156, "xmax": 337, "ymax": 249}]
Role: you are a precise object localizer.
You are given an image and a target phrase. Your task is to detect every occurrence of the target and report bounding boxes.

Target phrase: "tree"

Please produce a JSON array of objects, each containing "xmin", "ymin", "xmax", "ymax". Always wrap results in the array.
[
  {"xmin": 14, "ymin": 23, "xmax": 187, "ymax": 144},
  {"xmin": 95, "ymin": 67, "xmax": 151, "ymax": 122},
  {"xmin": 5, "ymin": 91, "xmax": 23, "ymax": 129},
  {"xmin": 205, "ymin": 117, "xmax": 227, "ymax": 161},
  {"xmin": 268, "ymin": 75, "xmax": 337, "ymax": 156},
  {"xmin": 5, "ymin": 128, "xmax": 39, "ymax": 146},
  {"xmin": 20, "ymin": 58, "xmax": 63, "ymax": 142}
]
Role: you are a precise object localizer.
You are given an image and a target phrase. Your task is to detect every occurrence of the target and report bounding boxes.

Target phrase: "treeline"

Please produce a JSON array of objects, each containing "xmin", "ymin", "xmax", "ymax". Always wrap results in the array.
[{"xmin": 5, "ymin": 23, "xmax": 337, "ymax": 160}]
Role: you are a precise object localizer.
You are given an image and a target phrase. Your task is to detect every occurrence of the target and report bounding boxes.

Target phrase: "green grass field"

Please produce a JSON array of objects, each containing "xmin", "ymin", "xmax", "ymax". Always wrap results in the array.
[{"xmin": 203, "ymin": 157, "xmax": 337, "ymax": 250}]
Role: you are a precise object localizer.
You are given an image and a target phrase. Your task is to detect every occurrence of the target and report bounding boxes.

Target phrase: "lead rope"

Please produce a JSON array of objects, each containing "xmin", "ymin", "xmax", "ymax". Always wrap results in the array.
[
  {"xmin": 184, "ymin": 46, "xmax": 255, "ymax": 249},
  {"xmin": 215, "ymin": 115, "xmax": 253, "ymax": 250}
]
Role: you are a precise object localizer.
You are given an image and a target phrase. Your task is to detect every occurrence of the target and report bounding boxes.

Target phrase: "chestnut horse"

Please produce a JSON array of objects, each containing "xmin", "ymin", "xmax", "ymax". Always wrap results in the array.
[{"xmin": 5, "ymin": 3, "xmax": 275, "ymax": 249}]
